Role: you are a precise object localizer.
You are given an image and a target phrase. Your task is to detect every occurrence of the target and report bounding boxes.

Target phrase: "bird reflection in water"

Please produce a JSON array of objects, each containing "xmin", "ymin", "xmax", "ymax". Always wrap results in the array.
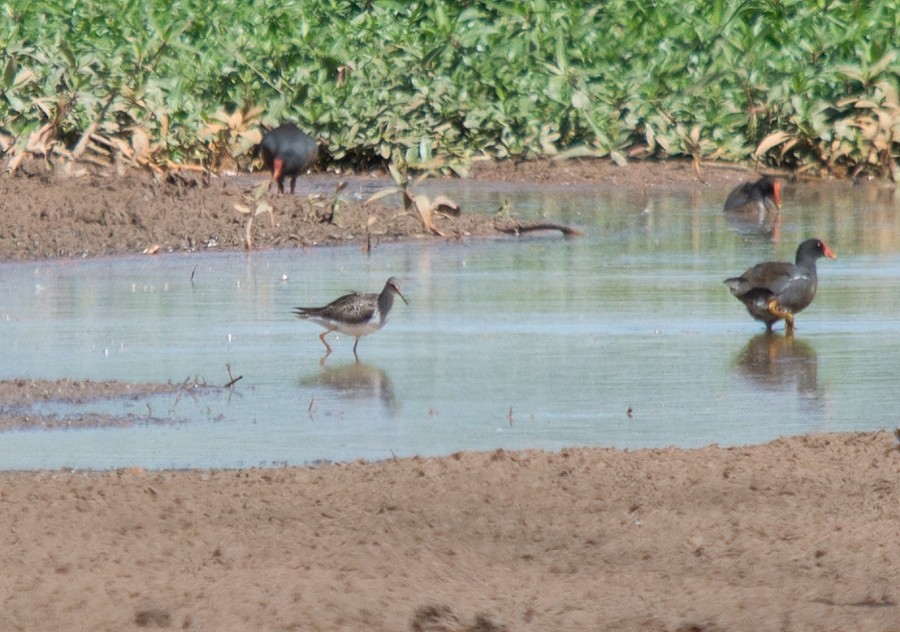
[
  {"xmin": 724, "ymin": 208, "xmax": 781, "ymax": 241},
  {"xmin": 732, "ymin": 332, "xmax": 820, "ymax": 399},
  {"xmin": 299, "ymin": 361, "xmax": 398, "ymax": 415}
]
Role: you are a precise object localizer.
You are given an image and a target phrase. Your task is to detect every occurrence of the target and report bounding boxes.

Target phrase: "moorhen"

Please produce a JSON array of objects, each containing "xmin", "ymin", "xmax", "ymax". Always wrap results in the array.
[
  {"xmin": 260, "ymin": 123, "xmax": 318, "ymax": 194},
  {"xmin": 724, "ymin": 238, "xmax": 836, "ymax": 333},
  {"xmin": 293, "ymin": 277, "xmax": 408, "ymax": 359},
  {"xmin": 724, "ymin": 176, "xmax": 782, "ymax": 216}
]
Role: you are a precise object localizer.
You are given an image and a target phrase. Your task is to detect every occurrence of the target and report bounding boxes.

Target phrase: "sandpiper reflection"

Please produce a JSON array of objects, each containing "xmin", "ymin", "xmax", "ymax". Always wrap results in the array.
[{"xmin": 299, "ymin": 361, "xmax": 398, "ymax": 414}]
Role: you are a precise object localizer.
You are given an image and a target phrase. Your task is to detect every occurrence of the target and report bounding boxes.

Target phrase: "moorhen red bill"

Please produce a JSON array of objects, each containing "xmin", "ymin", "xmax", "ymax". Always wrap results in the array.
[
  {"xmin": 260, "ymin": 123, "xmax": 318, "ymax": 194},
  {"xmin": 724, "ymin": 176, "xmax": 782, "ymax": 217},
  {"xmin": 724, "ymin": 238, "xmax": 836, "ymax": 333}
]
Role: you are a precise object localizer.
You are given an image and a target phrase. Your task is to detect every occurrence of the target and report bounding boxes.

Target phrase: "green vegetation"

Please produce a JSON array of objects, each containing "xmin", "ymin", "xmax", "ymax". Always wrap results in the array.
[{"xmin": 2, "ymin": 0, "xmax": 899, "ymax": 178}]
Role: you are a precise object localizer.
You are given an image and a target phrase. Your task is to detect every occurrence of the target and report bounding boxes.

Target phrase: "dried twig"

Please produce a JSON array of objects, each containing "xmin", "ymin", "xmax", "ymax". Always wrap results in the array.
[{"xmin": 224, "ymin": 363, "xmax": 243, "ymax": 389}]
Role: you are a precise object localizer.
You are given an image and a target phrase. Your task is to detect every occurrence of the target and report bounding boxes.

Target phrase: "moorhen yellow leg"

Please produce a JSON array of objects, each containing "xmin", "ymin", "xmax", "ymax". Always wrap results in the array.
[{"xmin": 767, "ymin": 297, "xmax": 795, "ymax": 334}]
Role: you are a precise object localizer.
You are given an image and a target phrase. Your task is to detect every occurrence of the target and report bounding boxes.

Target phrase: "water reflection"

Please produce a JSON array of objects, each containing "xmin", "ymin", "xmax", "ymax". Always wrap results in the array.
[
  {"xmin": 4, "ymin": 178, "xmax": 900, "ymax": 469},
  {"xmin": 299, "ymin": 361, "xmax": 398, "ymax": 415},
  {"xmin": 724, "ymin": 208, "xmax": 781, "ymax": 241},
  {"xmin": 732, "ymin": 333, "xmax": 819, "ymax": 398}
]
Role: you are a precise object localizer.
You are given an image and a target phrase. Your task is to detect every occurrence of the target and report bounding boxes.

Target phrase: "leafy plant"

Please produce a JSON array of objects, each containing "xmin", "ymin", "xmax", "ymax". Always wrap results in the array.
[{"xmin": 2, "ymin": 0, "xmax": 900, "ymax": 178}]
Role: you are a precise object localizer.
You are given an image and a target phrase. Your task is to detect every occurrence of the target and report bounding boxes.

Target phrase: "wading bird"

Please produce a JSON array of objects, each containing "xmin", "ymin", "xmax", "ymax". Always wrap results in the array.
[
  {"xmin": 724, "ymin": 238, "xmax": 836, "ymax": 334},
  {"xmin": 293, "ymin": 277, "xmax": 408, "ymax": 359},
  {"xmin": 260, "ymin": 123, "xmax": 317, "ymax": 194}
]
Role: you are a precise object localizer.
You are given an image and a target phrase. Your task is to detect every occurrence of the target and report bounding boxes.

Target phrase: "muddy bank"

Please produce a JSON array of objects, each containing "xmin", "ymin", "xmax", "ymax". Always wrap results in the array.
[
  {"xmin": 0, "ymin": 378, "xmax": 218, "ymax": 431},
  {"xmin": 1, "ymin": 431, "xmax": 898, "ymax": 631},
  {"xmin": 0, "ymin": 158, "xmax": 774, "ymax": 261}
]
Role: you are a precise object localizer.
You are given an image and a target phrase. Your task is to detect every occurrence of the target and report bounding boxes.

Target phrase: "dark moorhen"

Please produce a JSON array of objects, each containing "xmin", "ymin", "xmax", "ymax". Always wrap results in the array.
[
  {"xmin": 724, "ymin": 238, "xmax": 836, "ymax": 333},
  {"xmin": 260, "ymin": 123, "xmax": 318, "ymax": 194},
  {"xmin": 724, "ymin": 176, "xmax": 783, "ymax": 238},
  {"xmin": 724, "ymin": 176, "xmax": 782, "ymax": 216}
]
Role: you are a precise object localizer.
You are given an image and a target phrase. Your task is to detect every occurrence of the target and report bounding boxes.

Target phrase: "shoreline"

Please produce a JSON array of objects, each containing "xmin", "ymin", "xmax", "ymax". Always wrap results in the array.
[
  {"xmin": 0, "ymin": 157, "xmax": 879, "ymax": 263},
  {"xmin": 1, "ymin": 430, "xmax": 897, "ymax": 631},
  {"xmin": 2, "ymin": 161, "xmax": 899, "ymax": 631}
]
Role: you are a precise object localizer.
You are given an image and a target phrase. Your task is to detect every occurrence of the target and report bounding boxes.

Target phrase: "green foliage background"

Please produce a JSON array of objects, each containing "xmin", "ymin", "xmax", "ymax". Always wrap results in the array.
[{"xmin": 2, "ymin": 0, "xmax": 900, "ymax": 176}]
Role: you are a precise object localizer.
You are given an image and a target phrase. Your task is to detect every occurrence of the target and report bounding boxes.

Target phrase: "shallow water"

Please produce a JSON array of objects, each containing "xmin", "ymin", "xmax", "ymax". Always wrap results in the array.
[{"xmin": 2, "ymin": 177, "xmax": 900, "ymax": 470}]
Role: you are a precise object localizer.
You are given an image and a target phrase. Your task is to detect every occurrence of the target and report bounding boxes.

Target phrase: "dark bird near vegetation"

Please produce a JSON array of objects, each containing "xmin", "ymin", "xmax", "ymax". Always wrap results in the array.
[
  {"xmin": 724, "ymin": 176, "xmax": 783, "ymax": 238},
  {"xmin": 260, "ymin": 122, "xmax": 317, "ymax": 194},
  {"xmin": 724, "ymin": 176, "xmax": 783, "ymax": 217}
]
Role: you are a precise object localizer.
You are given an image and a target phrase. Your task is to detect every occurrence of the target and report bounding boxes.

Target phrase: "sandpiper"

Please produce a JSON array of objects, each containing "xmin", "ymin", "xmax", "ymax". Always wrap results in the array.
[{"xmin": 293, "ymin": 277, "xmax": 408, "ymax": 358}]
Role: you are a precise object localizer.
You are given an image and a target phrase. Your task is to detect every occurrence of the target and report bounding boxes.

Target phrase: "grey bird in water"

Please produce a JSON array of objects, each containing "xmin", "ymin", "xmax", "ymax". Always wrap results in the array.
[
  {"xmin": 293, "ymin": 277, "xmax": 408, "ymax": 359},
  {"xmin": 724, "ymin": 238, "xmax": 836, "ymax": 334}
]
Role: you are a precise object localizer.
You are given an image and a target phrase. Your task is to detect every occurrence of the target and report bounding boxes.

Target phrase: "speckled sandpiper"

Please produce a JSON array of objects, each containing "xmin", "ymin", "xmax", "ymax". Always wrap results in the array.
[{"xmin": 293, "ymin": 277, "xmax": 408, "ymax": 358}]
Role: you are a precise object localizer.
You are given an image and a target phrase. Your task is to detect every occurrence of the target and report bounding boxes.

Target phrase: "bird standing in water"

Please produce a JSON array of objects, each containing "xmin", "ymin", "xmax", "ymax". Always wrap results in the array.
[
  {"xmin": 724, "ymin": 176, "xmax": 783, "ymax": 216},
  {"xmin": 724, "ymin": 176, "xmax": 783, "ymax": 237},
  {"xmin": 724, "ymin": 238, "xmax": 836, "ymax": 334},
  {"xmin": 293, "ymin": 277, "xmax": 408, "ymax": 359},
  {"xmin": 260, "ymin": 123, "xmax": 318, "ymax": 194}
]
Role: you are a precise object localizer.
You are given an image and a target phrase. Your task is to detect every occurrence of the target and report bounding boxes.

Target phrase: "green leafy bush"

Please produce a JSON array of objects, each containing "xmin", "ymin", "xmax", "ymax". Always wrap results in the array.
[{"xmin": 2, "ymin": 0, "xmax": 899, "ymax": 178}]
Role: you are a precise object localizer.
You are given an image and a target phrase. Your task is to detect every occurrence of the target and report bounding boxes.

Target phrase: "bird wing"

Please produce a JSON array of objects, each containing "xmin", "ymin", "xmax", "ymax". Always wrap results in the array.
[
  {"xmin": 723, "ymin": 182, "xmax": 756, "ymax": 211},
  {"xmin": 281, "ymin": 138, "xmax": 318, "ymax": 172},
  {"xmin": 727, "ymin": 261, "xmax": 797, "ymax": 297},
  {"xmin": 295, "ymin": 292, "xmax": 377, "ymax": 325}
]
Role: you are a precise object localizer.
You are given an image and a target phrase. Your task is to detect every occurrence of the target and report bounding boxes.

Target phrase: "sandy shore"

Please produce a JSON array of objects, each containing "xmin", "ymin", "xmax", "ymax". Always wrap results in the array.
[
  {"xmin": 2, "ymin": 431, "xmax": 899, "ymax": 631},
  {"xmin": 2, "ymin": 160, "xmax": 899, "ymax": 631}
]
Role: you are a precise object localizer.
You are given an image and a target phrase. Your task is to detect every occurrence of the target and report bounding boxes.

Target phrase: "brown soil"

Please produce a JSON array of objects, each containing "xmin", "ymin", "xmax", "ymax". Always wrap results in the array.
[
  {"xmin": 1, "ymin": 432, "xmax": 898, "ymax": 631},
  {"xmin": 3, "ymin": 159, "xmax": 898, "ymax": 632},
  {"xmin": 0, "ymin": 157, "xmax": 763, "ymax": 261},
  {"xmin": 0, "ymin": 378, "xmax": 217, "ymax": 431}
]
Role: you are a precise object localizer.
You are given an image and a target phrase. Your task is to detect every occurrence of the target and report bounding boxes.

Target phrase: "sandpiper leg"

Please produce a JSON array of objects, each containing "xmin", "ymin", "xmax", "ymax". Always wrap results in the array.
[
  {"xmin": 318, "ymin": 331, "xmax": 333, "ymax": 355},
  {"xmin": 352, "ymin": 337, "xmax": 361, "ymax": 362}
]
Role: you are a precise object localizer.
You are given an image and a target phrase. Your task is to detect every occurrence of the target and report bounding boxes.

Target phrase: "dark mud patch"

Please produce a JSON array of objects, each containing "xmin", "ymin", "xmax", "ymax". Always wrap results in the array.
[
  {"xmin": 0, "ymin": 157, "xmax": 780, "ymax": 262},
  {"xmin": 0, "ymin": 162, "xmax": 596, "ymax": 261},
  {"xmin": 0, "ymin": 377, "xmax": 221, "ymax": 431}
]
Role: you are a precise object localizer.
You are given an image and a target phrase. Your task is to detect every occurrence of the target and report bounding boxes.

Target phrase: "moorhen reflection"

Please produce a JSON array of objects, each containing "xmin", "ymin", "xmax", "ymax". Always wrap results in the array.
[
  {"xmin": 732, "ymin": 332, "xmax": 819, "ymax": 397},
  {"xmin": 299, "ymin": 361, "xmax": 398, "ymax": 413},
  {"xmin": 724, "ymin": 176, "xmax": 782, "ymax": 238}
]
